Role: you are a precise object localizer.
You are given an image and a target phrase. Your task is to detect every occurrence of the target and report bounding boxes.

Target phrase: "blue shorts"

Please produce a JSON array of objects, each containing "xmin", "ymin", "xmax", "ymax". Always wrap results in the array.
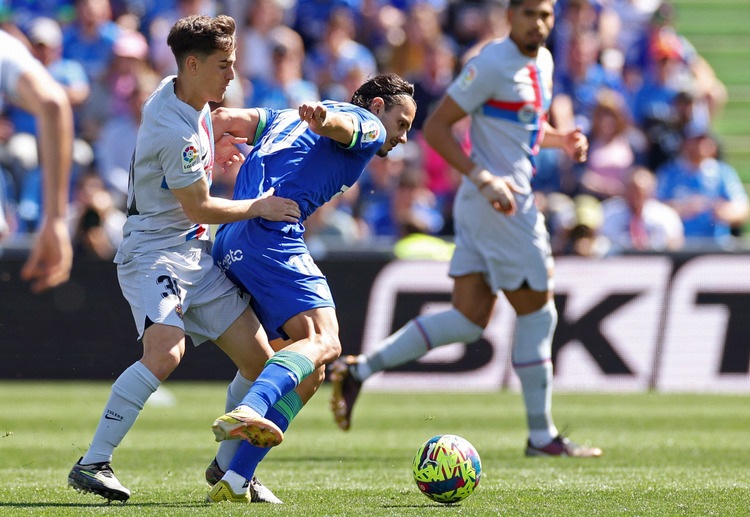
[{"xmin": 213, "ymin": 219, "xmax": 335, "ymax": 340}]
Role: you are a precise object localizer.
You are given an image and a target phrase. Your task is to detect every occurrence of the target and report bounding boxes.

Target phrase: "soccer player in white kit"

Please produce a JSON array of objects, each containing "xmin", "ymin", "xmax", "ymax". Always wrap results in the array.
[
  {"xmin": 331, "ymin": 0, "xmax": 603, "ymax": 457},
  {"xmin": 0, "ymin": 30, "xmax": 74, "ymax": 293},
  {"xmin": 68, "ymin": 15, "xmax": 300, "ymax": 503}
]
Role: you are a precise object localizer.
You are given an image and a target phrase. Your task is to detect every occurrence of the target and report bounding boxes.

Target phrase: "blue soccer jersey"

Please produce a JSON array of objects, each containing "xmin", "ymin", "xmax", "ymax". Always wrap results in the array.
[
  {"xmin": 233, "ymin": 102, "xmax": 386, "ymax": 230},
  {"xmin": 214, "ymin": 102, "xmax": 386, "ymax": 339}
]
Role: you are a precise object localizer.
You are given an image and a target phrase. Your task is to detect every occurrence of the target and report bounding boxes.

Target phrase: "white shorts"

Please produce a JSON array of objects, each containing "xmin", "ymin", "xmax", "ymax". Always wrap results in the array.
[
  {"xmin": 117, "ymin": 240, "xmax": 249, "ymax": 345},
  {"xmin": 448, "ymin": 182, "xmax": 554, "ymax": 292}
]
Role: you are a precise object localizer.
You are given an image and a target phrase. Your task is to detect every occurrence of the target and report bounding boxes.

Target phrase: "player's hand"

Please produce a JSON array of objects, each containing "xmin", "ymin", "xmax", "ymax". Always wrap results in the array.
[
  {"xmin": 215, "ymin": 134, "xmax": 247, "ymax": 173},
  {"xmin": 20, "ymin": 217, "xmax": 73, "ymax": 293},
  {"xmin": 563, "ymin": 127, "xmax": 588, "ymax": 163},
  {"xmin": 253, "ymin": 188, "xmax": 301, "ymax": 222},
  {"xmin": 469, "ymin": 166, "xmax": 522, "ymax": 215},
  {"xmin": 299, "ymin": 102, "xmax": 327, "ymax": 134}
]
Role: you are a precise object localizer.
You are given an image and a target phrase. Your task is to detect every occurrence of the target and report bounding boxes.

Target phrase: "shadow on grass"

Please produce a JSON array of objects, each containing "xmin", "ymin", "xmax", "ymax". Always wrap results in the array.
[
  {"xmin": 381, "ymin": 503, "xmax": 466, "ymax": 509},
  {"xmin": 0, "ymin": 502, "xmax": 211, "ymax": 509}
]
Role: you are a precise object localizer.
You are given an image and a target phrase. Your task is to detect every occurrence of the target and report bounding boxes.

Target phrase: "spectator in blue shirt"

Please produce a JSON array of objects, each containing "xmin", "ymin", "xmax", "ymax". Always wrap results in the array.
[
  {"xmin": 656, "ymin": 124, "xmax": 749, "ymax": 246},
  {"xmin": 247, "ymin": 26, "xmax": 319, "ymax": 110},
  {"xmin": 62, "ymin": 0, "xmax": 121, "ymax": 84}
]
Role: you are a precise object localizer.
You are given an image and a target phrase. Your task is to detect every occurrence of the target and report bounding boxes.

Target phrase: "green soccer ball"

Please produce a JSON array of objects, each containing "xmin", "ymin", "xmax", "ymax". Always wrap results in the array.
[{"xmin": 413, "ymin": 434, "xmax": 482, "ymax": 504}]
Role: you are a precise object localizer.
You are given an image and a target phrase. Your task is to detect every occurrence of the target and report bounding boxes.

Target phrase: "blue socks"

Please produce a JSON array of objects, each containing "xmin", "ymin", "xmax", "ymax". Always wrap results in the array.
[
  {"xmin": 229, "ymin": 391, "xmax": 304, "ymax": 479},
  {"xmin": 239, "ymin": 351, "xmax": 314, "ymax": 415}
]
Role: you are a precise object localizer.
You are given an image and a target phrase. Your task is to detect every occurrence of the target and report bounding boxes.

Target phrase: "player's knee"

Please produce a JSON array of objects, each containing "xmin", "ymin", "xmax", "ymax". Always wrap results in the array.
[
  {"xmin": 141, "ymin": 350, "xmax": 181, "ymax": 381},
  {"xmin": 317, "ymin": 332, "xmax": 341, "ymax": 365}
]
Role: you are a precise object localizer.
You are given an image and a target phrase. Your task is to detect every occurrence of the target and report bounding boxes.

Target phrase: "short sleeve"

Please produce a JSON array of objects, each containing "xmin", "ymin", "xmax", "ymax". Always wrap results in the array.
[
  {"xmin": 0, "ymin": 33, "xmax": 46, "ymax": 101},
  {"xmin": 720, "ymin": 163, "xmax": 749, "ymax": 202},
  {"xmin": 345, "ymin": 105, "xmax": 386, "ymax": 153},
  {"xmin": 160, "ymin": 131, "xmax": 205, "ymax": 190},
  {"xmin": 446, "ymin": 51, "xmax": 497, "ymax": 114}
]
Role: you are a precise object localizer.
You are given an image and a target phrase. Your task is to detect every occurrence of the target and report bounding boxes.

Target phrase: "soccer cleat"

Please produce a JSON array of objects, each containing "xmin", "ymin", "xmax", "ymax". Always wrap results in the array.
[
  {"xmin": 329, "ymin": 355, "xmax": 363, "ymax": 431},
  {"xmin": 206, "ymin": 477, "xmax": 283, "ymax": 504},
  {"xmin": 248, "ymin": 477, "xmax": 283, "ymax": 504},
  {"xmin": 525, "ymin": 435, "xmax": 603, "ymax": 458},
  {"xmin": 207, "ymin": 480, "xmax": 249, "ymax": 503},
  {"xmin": 212, "ymin": 407, "xmax": 284, "ymax": 447},
  {"xmin": 68, "ymin": 457, "xmax": 131, "ymax": 502},
  {"xmin": 205, "ymin": 457, "xmax": 223, "ymax": 487}
]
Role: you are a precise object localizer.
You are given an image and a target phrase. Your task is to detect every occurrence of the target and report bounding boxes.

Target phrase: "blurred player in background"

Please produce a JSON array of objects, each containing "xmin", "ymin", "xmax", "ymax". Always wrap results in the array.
[
  {"xmin": 0, "ymin": 29, "xmax": 74, "ymax": 293},
  {"xmin": 330, "ymin": 0, "xmax": 603, "ymax": 458},
  {"xmin": 67, "ymin": 15, "xmax": 300, "ymax": 503},
  {"xmin": 204, "ymin": 73, "xmax": 416, "ymax": 503}
]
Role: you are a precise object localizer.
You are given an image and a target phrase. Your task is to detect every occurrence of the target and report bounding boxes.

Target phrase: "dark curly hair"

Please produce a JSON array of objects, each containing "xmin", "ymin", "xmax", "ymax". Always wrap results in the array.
[
  {"xmin": 168, "ymin": 15, "xmax": 236, "ymax": 68},
  {"xmin": 350, "ymin": 73, "xmax": 416, "ymax": 111}
]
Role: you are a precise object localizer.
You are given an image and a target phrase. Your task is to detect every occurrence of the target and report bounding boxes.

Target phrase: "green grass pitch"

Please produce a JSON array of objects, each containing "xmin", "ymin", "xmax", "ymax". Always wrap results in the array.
[{"xmin": 1, "ymin": 381, "xmax": 749, "ymax": 516}]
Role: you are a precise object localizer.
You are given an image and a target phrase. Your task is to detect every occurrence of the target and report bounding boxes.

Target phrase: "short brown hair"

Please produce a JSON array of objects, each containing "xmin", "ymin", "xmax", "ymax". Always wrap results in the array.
[{"xmin": 167, "ymin": 15, "xmax": 236, "ymax": 67}]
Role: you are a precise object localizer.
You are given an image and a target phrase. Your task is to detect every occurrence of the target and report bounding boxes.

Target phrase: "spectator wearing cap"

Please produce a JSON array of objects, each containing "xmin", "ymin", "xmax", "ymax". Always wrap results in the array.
[
  {"xmin": 656, "ymin": 123, "xmax": 749, "ymax": 248},
  {"xmin": 629, "ymin": 28, "xmax": 709, "ymax": 171},
  {"xmin": 625, "ymin": 2, "xmax": 727, "ymax": 121},
  {"xmin": 544, "ymin": 192, "xmax": 609, "ymax": 257},
  {"xmin": 26, "ymin": 17, "xmax": 91, "ymax": 111}
]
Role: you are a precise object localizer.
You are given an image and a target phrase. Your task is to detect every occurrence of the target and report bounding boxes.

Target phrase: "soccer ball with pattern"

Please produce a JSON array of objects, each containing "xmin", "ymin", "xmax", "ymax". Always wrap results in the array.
[{"xmin": 412, "ymin": 434, "xmax": 482, "ymax": 503}]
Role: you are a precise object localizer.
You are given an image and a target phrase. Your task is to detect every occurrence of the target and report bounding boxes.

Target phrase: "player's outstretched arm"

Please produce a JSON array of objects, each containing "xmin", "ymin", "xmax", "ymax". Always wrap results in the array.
[
  {"xmin": 298, "ymin": 102, "xmax": 355, "ymax": 145},
  {"xmin": 212, "ymin": 107, "xmax": 262, "ymax": 142}
]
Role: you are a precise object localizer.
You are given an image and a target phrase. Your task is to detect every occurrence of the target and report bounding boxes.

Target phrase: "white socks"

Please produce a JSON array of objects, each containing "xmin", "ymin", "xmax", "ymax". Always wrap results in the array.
[
  {"xmin": 512, "ymin": 300, "xmax": 559, "ymax": 447},
  {"xmin": 352, "ymin": 299, "xmax": 561, "ymax": 449},
  {"xmin": 223, "ymin": 469, "xmax": 248, "ymax": 493},
  {"xmin": 215, "ymin": 371, "xmax": 254, "ymax": 471},
  {"xmin": 81, "ymin": 361, "xmax": 159, "ymax": 465},
  {"xmin": 354, "ymin": 308, "xmax": 483, "ymax": 382}
]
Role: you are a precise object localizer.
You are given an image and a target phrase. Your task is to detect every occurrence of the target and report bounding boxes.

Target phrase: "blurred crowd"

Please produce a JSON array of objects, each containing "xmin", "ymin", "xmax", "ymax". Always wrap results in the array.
[{"xmin": 0, "ymin": 0, "xmax": 747, "ymax": 260}]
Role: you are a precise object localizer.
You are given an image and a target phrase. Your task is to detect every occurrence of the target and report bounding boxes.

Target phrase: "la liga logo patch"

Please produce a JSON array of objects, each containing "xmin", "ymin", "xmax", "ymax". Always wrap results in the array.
[
  {"xmin": 361, "ymin": 120, "xmax": 380, "ymax": 143},
  {"xmin": 182, "ymin": 144, "xmax": 198, "ymax": 171},
  {"xmin": 457, "ymin": 64, "xmax": 477, "ymax": 92}
]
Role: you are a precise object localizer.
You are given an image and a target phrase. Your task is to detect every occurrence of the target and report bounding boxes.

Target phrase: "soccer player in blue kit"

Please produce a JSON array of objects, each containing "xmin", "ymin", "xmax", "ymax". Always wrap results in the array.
[{"xmin": 204, "ymin": 73, "xmax": 417, "ymax": 502}]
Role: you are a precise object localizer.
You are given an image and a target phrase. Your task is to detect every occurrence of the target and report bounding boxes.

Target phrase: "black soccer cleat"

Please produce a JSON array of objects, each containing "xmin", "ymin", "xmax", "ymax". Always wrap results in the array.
[
  {"xmin": 68, "ymin": 457, "xmax": 131, "ymax": 502},
  {"xmin": 329, "ymin": 355, "xmax": 363, "ymax": 431}
]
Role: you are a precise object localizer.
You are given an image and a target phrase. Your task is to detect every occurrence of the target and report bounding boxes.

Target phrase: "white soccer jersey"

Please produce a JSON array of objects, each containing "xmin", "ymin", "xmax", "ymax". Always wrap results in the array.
[
  {"xmin": 446, "ymin": 38, "xmax": 555, "ymax": 292},
  {"xmin": 0, "ymin": 31, "xmax": 46, "ymax": 112},
  {"xmin": 447, "ymin": 37, "xmax": 553, "ymax": 204},
  {"xmin": 115, "ymin": 76, "xmax": 214, "ymax": 263}
]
